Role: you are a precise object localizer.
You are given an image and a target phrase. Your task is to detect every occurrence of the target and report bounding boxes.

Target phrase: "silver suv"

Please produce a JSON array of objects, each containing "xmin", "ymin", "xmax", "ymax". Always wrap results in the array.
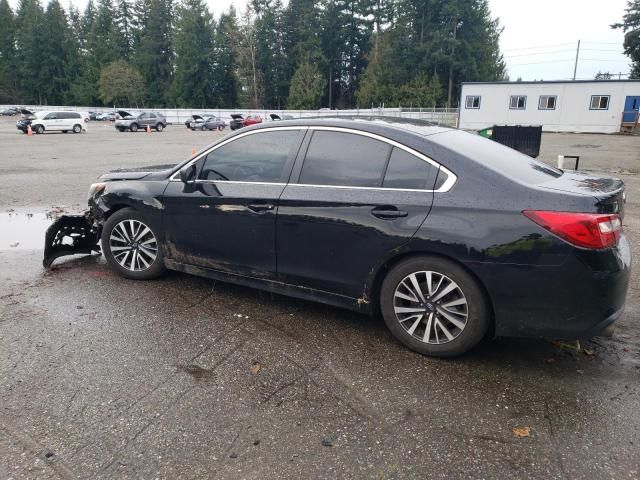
[{"xmin": 115, "ymin": 111, "xmax": 167, "ymax": 132}]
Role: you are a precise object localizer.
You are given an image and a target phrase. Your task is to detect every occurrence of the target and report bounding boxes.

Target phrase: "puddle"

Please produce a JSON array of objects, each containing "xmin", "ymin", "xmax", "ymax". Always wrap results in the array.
[{"xmin": 0, "ymin": 212, "xmax": 60, "ymax": 251}]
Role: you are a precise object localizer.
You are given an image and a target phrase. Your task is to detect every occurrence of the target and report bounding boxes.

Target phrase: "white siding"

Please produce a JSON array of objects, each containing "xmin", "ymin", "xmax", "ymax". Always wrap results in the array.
[{"xmin": 458, "ymin": 81, "xmax": 640, "ymax": 134}]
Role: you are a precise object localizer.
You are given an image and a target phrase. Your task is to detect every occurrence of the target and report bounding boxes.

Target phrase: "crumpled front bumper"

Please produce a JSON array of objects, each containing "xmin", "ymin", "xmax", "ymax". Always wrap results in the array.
[{"xmin": 43, "ymin": 212, "xmax": 100, "ymax": 268}]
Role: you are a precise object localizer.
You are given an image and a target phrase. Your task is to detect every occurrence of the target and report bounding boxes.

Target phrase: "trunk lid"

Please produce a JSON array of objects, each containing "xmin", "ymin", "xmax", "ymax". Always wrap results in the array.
[{"xmin": 539, "ymin": 171, "xmax": 625, "ymax": 218}]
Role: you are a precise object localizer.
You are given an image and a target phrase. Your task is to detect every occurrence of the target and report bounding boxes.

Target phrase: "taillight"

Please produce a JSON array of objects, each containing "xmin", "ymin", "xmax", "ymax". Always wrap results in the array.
[{"xmin": 523, "ymin": 210, "xmax": 622, "ymax": 249}]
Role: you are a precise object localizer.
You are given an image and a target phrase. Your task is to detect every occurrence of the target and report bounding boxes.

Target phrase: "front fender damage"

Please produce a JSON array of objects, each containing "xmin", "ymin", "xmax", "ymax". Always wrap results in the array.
[{"xmin": 43, "ymin": 211, "xmax": 100, "ymax": 268}]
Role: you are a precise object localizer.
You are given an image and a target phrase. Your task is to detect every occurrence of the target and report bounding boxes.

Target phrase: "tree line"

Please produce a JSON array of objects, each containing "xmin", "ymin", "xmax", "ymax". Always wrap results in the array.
[{"xmin": 0, "ymin": 0, "xmax": 507, "ymax": 109}]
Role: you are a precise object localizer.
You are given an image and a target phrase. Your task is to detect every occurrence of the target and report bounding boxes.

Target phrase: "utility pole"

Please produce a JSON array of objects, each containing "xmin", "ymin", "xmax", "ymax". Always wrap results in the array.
[{"xmin": 572, "ymin": 40, "xmax": 581, "ymax": 80}]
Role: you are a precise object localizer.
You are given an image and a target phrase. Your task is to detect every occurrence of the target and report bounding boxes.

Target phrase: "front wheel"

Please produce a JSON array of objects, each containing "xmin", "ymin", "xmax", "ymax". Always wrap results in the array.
[
  {"xmin": 101, "ymin": 208, "xmax": 166, "ymax": 280},
  {"xmin": 130, "ymin": 123, "xmax": 139, "ymax": 132},
  {"xmin": 34, "ymin": 125, "xmax": 44, "ymax": 134},
  {"xmin": 380, "ymin": 256, "xmax": 490, "ymax": 357}
]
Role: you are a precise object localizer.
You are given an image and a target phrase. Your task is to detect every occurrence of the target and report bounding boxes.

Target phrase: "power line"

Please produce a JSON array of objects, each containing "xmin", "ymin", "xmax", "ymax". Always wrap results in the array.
[
  {"xmin": 503, "ymin": 41, "xmax": 623, "ymax": 53},
  {"xmin": 508, "ymin": 58, "xmax": 629, "ymax": 67}
]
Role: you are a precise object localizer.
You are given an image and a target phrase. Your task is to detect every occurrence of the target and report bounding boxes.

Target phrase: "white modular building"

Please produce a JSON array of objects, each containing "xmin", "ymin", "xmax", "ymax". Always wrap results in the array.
[{"xmin": 458, "ymin": 80, "xmax": 640, "ymax": 134}]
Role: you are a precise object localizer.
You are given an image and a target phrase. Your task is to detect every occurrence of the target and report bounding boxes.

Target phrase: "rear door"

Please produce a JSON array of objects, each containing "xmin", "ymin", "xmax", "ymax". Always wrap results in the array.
[{"xmin": 276, "ymin": 128, "xmax": 438, "ymax": 298}]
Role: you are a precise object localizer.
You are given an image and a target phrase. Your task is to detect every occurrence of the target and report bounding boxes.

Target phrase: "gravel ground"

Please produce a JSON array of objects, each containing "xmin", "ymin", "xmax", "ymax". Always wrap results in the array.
[{"xmin": 0, "ymin": 118, "xmax": 638, "ymax": 479}]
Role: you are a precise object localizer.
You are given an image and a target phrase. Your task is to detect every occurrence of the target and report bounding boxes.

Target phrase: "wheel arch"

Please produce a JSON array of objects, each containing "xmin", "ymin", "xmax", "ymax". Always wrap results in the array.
[{"xmin": 366, "ymin": 250, "xmax": 496, "ymax": 337}]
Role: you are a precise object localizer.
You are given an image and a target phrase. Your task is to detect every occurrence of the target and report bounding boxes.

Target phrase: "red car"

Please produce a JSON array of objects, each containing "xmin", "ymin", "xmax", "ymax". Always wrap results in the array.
[{"xmin": 230, "ymin": 114, "xmax": 262, "ymax": 130}]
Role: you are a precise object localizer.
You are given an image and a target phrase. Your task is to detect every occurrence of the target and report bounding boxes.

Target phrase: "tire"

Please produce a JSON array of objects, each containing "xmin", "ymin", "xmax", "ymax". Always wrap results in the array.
[
  {"xmin": 156, "ymin": 123, "xmax": 164, "ymax": 132},
  {"xmin": 130, "ymin": 123, "xmax": 139, "ymax": 132},
  {"xmin": 34, "ymin": 125, "xmax": 44, "ymax": 134},
  {"xmin": 380, "ymin": 255, "xmax": 490, "ymax": 357},
  {"xmin": 72, "ymin": 124, "xmax": 82, "ymax": 133},
  {"xmin": 218, "ymin": 125, "xmax": 224, "ymax": 131},
  {"xmin": 201, "ymin": 125, "xmax": 206, "ymax": 131},
  {"xmin": 101, "ymin": 208, "xmax": 166, "ymax": 280}
]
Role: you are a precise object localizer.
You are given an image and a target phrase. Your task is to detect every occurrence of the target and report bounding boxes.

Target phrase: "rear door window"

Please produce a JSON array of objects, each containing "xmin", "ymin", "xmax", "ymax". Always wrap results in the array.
[
  {"xmin": 383, "ymin": 147, "xmax": 439, "ymax": 190},
  {"xmin": 299, "ymin": 131, "xmax": 391, "ymax": 187},
  {"xmin": 199, "ymin": 130, "xmax": 302, "ymax": 183}
]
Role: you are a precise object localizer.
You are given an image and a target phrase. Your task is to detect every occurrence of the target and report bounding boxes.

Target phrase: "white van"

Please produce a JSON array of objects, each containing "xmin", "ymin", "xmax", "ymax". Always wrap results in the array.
[{"xmin": 30, "ymin": 111, "xmax": 88, "ymax": 134}]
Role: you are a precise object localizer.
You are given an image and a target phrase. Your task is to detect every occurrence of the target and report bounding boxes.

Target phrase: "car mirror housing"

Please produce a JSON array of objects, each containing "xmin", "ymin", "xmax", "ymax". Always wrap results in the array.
[{"xmin": 179, "ymin": 164, "xmax": 197, "ymax": 183}]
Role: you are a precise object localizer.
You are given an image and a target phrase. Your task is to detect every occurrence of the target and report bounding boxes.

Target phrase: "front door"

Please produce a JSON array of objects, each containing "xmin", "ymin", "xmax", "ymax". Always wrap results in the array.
[
  {"xmin": 623, "ymin": 96, "xmax": 640, "ymax": 123},
  {"xmin": 163, "ymin": 128, "xmax": 305, "ymax": 278},
  {"xmin": 276, "ymin": 129, "xmax": 438, "ymax": 298}
]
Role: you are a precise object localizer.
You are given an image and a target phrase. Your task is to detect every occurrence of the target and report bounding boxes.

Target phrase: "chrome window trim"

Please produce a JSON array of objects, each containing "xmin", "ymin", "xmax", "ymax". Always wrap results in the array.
[{"xmin": 169, "ymin": 124, "xmax": 458, "ymax": 193}]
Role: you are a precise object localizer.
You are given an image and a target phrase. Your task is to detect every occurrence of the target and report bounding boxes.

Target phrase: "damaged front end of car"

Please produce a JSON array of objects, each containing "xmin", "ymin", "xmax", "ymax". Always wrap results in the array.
[
  {"xmin": 43, "ymin": 210, "xmax": 101, "ymax": 268},
  {"xmin": 42, "ymin": 181, "xmax": 110, "ymax": 268}
]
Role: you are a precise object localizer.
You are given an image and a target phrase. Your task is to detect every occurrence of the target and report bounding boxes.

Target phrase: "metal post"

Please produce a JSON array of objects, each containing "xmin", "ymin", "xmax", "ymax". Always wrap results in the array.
[{"xmin": 573, "ymin": 40, "xmax": 581, "ymax": 80}]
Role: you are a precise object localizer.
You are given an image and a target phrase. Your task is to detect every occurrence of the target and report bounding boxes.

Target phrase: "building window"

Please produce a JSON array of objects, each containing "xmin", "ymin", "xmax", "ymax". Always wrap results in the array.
[
  {"xmin": 465, "ymin": 96, "xmax": 481, "ymax": 109},
  {"xmin": 590, "ymin": 95, "xmax": 610, "ymax": 110},
  {"xmin": 509, "ymin": 95, "xmax": 527, "ymax": 110},
  {"xmin": 538, "ymin": 95, "xmax": 557, "ymax": 110}
]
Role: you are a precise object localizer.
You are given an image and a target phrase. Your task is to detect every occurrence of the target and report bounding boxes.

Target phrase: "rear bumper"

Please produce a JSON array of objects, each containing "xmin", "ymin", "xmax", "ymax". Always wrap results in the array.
[{"xmin": 470, "ymin": 234, "xmax": 632, "ymax": 339}]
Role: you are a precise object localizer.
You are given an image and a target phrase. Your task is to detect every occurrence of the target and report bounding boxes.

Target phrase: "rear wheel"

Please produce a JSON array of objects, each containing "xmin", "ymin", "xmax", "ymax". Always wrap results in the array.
[
  {"xmin": 101, "ymin": 208, "xmax": 166, "ymax": 280},
  {"xmin": 380, "ymin": 256, "xmax": 490, "ymax": 357},
  {"xmin": 218, "ymin": 125, "xmax": 224, "ymax": 131},
  {"xmin": 156, "ymin": 123, "xmax": 164, "ymax": 132},
  {"xmin": 72, "ymin": 124, "xmax": 82, "ymax": 133},
  {"xmin": 130, "ymin": 123, "xmax": 139, "ymax": 132}
]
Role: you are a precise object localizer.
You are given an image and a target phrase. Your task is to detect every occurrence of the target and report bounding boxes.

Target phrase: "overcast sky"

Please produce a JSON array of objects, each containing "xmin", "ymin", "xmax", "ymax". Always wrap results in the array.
[{"xmin": 20, "ymin": 0, "xmax": 631, "ymax": 81}]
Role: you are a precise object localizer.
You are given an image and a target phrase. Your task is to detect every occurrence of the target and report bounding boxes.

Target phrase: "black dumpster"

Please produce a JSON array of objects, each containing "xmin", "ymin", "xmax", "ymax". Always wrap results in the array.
[{"xmin": 489, "ymin": 125, "xmax": 542, "ymax": 158}]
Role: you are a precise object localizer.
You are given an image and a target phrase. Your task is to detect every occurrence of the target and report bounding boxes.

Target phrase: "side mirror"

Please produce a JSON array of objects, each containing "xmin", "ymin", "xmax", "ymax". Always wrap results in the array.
[{"xmin": 179, "ymin": 164, "xmax": 197, "ymax": 183}]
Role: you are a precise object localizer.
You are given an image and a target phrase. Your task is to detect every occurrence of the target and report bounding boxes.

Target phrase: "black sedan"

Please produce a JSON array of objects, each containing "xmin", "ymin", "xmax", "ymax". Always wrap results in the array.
[{"xmin": 43, "ymin": 118, "xmax": 631, "ymax": 357}]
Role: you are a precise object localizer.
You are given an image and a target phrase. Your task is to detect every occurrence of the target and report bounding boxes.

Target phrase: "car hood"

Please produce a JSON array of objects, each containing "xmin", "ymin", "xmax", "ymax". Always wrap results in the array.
[
  {"xmin": 230, "ymin": 114, "xmax": 243, "ymax": 120},
  {"xmin": 99, "ymin": 164, "xmax": 176, "ymax": 181}
]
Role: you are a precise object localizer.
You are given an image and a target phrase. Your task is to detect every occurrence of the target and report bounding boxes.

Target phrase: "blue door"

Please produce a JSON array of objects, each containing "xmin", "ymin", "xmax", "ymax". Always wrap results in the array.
[{"xmin": 623, "ymin": 96, "xmax": 640, "ymax": 123}]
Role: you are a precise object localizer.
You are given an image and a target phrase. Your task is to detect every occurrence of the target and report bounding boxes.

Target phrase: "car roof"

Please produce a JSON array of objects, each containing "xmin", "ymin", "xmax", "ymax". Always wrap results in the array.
[{"xmin": 244, "ymin": 116, "xmax": 452, "ymax": 137}]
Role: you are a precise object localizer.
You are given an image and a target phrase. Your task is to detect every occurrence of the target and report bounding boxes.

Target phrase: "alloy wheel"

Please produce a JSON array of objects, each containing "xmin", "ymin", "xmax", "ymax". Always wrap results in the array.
[
  {"xmin": 393, "ymin": 271, "xmax": 468, "ymax": 345},
  {"xmin": 109, "ymin": 219, "xmax": 158, "ymax": 272}
]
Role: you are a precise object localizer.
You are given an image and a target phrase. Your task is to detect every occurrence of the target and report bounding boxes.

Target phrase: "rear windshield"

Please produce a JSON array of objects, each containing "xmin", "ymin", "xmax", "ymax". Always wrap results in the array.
[{"xmin": 429, "ymin": 130, "xmax": 562, "ymax": 184}]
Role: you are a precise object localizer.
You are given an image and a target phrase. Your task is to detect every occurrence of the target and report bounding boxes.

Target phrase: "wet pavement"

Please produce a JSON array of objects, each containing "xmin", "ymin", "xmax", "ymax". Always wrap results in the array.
[{"xmin": 1, "ymin": 121, "xmax": 639, "ymax": 479}]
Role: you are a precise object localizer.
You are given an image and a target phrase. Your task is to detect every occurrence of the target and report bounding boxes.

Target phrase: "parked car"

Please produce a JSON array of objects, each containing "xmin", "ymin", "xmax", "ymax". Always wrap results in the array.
[
  {"xmin": 15, "ymin": 109, "xmax": 36, "ymax": 131},
  {"xmin": 270, "ymin": 114, "xmax": 294, "ymax": 121},
  {"xmin": 43, "ymin": 118, "xmax": 630, "ymax": 357},
  {"xmin": 96, "ymin": 112, "xmax": 116, "ymax": 121},
  {"xmin": 115, "ymin": 111, "xmax": 167, "ymax": 132},
  {"xmin": 1, "ymin": 107, "xmax": 19, "ymax": 116},
  {"xmin": 230, "ymin": 114, "xmax": 262, "ymax": 130},
  {"xmin": 190, "ymin": 116, "xmax": 226, "ymax": 131},
  {"xmin": 184, "ymin": 115, "xmax": 204, "ymax": 129},
  {"xmin": 18, "ymin": 110, "xmax": 86, "ymax": 134},
  {"xmin": 88, "ymin": 111, "xmax": 98, "ymax": 121}
]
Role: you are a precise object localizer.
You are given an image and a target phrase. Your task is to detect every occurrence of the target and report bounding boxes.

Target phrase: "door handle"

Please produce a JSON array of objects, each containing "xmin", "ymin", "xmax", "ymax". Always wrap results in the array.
[
  {"xmin": 247, "ymin": 202, "xmax": 275, "ymax": 213},
  {"xmin": 371, "ymin": 206, "xmax": 408, "ymax": 219}
]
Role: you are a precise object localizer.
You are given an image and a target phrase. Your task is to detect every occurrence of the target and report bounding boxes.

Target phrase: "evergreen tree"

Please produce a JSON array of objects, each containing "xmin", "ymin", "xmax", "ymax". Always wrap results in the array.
[
  {"xmin": 288, "ymin": 59, "xmax": 325, "ymax": 109},
  {"xmin": 170, "ymin": 0, "xmax": 215, "ymax": 107},
  {"xmin": 136, "ymin": 0, "xmax": 173, "ymax": 105},
  {"xmin": 40, "ymin": 0, "xmax": 71, "ymax": 104},
  {"xmin": 612, "ymin": 0, "xmax": 640, "ymax": 78},
  {"xmin": 115, "ymin": 0, "xmax": 134, "ymax": 59},
  {"xmin": 212, "ymin": 6, "xmax": 239, "ymax": 108},
  {"xmin": 14, "ymin": 0, "xmax": 45, "ymax": 103},
  {"xmin": 0, "ymin": 0, "xmax": 16, "ymax": 102}
]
